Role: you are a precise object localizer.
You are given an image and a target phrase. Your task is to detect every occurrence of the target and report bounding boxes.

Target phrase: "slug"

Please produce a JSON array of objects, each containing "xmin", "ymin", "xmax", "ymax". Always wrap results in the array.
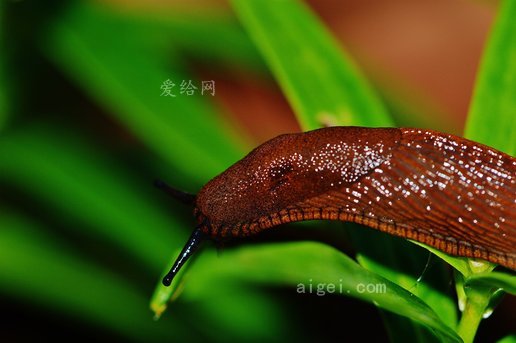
[{"xmin": 158, "ymin": 126, "xmax": 515, "ymax": 286}]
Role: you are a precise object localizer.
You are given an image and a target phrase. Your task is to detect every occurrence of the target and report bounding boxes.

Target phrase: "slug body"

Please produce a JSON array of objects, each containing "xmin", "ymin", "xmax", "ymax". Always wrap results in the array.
[{"xmin": 162, "ymin": 127, "xmax": 516, "ymax": 285}]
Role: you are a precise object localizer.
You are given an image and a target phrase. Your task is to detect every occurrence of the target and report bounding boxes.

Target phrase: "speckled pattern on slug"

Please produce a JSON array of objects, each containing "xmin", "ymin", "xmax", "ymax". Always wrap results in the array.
[
  {"xmin": 196, "ymin": 127, "xmax": 400, "ymax": 227},
  {"xmin": 194, "ymin": 126, "xmax": 516, "ymax": 269}
]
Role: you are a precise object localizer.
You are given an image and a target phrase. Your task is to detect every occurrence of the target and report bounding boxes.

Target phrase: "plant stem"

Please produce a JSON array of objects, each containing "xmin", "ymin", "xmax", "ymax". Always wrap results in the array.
[{"xmin": 456, "ymin": 286, "xmax": 492, "ymax": 343}]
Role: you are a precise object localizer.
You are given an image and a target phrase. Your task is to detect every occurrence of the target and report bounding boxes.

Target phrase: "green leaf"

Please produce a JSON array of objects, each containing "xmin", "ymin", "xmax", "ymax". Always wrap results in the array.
[
  {"xmin": 456, "ymin": 281, "xmax": 493, "ymax": 343},
  {"xmin": 0, "ymin": 2, "xmax": 8, "ymax": 131},
  {"xmin": 380, "ymin": 311, "xmax": 442, "ymax": 343},
  {"xmin": 458, "ymin": 2, "xmax": 516, "ymax": 339},
  {"xmin": 0, "ymin": 125, "xmax": 182, "ymax": 271},
  {"xmin": 497, "ymin": 335, "xmax": 516, "ymax": 343},
  {"xmin": 0, "ymin": 213, "xmax": 195, "ymax": 342},
  {"xmin": 352, "ymin": 230, "xmax": 457, "ymax": 324},
  {"xmin": 231, "ymin": 0, "xmax": 392, "ymax": 129},
  {"xmin": 0, "ymin": 125, "xmax": 290, "ymax": 342},
  {"xmin": 44, "ymin": 2, "xmax": 248, "ymax": 181},
  {"xmin": 180, "ymin": 242, "xmax": 462, "ymax": 342},
  {"xmin": 465, "ymin": 0, "xmax": 516, "ymax": 156},
  {"xmin": 139, "ymin": 11, "xmax": 266, "ymax": 73},
  {"xmin": 230, "ymin": 0, "xmax": 457, "ymax": 336},
  {"xmin": 151, "ymin": 252, "xmax": 295, "ymax": 341},
  {"xmin": 411, "ymin": 241, "xmax": 472, "ymax": 277},
  {"xmin": 150, "ymin": 247, "xmax": 192, "ymax": 319},
  {"xmin": 144, "ymin": 10, "xmax": 450, "ymax": 131},
  {"xmin": 189, "ymin": 285, "xmax": 294, "ymax": 342},
  {"xmin": 465, "ymin": 272, "xmax": 516, "ymax": 295}
]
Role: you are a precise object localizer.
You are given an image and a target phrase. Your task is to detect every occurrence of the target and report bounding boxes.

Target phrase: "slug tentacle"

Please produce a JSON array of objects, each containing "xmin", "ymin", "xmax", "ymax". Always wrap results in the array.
[
  {"xmin": 155, "ymin": 179, "xmax": 196, "ymax": 205},
  {"xmin": 161, "ymin": 126, "xmax": 515, "ymax": 286},
  {"xmin": 162, "ymin": 227, "xmax": 205, "ymax": 286}
]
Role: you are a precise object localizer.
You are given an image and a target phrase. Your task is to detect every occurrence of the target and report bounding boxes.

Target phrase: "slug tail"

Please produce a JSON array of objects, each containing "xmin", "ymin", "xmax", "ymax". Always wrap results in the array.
[{"xmin": 162, "ymin": 227, "xmax": 205, "ymax": 286}]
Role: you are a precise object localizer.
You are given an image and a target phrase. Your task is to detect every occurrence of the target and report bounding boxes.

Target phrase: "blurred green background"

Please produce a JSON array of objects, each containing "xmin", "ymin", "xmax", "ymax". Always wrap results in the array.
[{"xmin": 1, "ymin": 0, "xmax": 514, "ymax": 342}]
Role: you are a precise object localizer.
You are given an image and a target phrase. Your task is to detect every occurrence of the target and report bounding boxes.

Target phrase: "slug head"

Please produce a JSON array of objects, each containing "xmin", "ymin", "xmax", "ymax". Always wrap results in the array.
[
  {"xmin": 195, "ymin": 127, "xmax": 399, "ymax": 236},
  {"xmin": 159, "ymin": 127, "xmax": 399, "ymax": 286}
]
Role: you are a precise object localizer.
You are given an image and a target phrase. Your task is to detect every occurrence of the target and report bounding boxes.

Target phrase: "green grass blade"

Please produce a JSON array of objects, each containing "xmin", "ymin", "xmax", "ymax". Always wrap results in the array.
[
  {"xmin": 231, "ymin": 0, "xmax": 392, "ymax": 129},
  {"xmin": 458, "ymin": 2, "xmax": 516, "ymax": 338},
  {"xmin": 189, "ymin": 285, "xmax": 293, "ymax": 342},
  {"xmin": 180, "ymin": 242, "xmax": 462, "ymax": 342},
  {"xmin": 151, "ymin": 251, "xmax": 294, "ymax": 341},
  {"xmin": 351, "ymin": 229, "xmax": 457, "ymax": 323},
  {"xmin": 0, "ymin": 125, "xmax": 182, "ymax": 270},
  {"xmin": 0, "ymin": 125, "xmax": 292, "ymax": 342},
  {"xmin": 427, "ymin": 243, "xmax": 496, "ymax": 273},
  {"xmin": 150, "ymin": 247, "xmax": 192, "ymax": 318},
  {"xmin": 497, "ymin": 335, "xmax": 516, "ymax": 343},
  {"xmin": 44, "ymin": 2, "xmax": 247, "ymax": 180},
  {"xmin": 0, "ymin": 69, "xmax": 5, "ymax": 129},
  {"xmin": 412, "ymin": 241, "xmax": 471, "ymax": 277},
  {"xmin": 231, "ymin": 0, "xmax": 457, "ymax": 334},
  {"xmin": 380, "ymin": 311, "xmax": 441, "ymax": 343},
  {"xmin": 465, "ymin": 0, "xmax": 516, "ymax": 156},
  {"xmin": 465, "ymin": 272, "xmax": 516, "ymax": 295},
  {"xmin": 139, "ymin": 11, "xmax": 266, "ymax": 73},
  {"xmin": 0, "ymin": 213, "xmax": 196, "ymax": 342},
  {"xmin": 146, "ymin": 10, "xmax": 448, "ymax": 131},
  {"xmin": 0, "ymin": 2, "xmax": 8, "ymax": 131}
]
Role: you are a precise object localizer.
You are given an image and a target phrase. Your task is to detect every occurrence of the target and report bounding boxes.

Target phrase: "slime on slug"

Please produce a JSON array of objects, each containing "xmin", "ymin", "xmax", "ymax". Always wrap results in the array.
[{"xmin": 157, "ymin": 127, "xmax": 516, "ymax": 286}]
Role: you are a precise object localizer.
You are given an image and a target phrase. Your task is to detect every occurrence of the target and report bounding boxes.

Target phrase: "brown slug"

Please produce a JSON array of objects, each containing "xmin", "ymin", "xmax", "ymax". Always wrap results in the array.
[{"xmin": 158, "ymin": 126, "xmax": 516, "ymax": 286}]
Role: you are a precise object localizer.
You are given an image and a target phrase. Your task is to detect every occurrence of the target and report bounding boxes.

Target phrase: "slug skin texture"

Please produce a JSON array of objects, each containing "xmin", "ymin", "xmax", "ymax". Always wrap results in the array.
[{"xmin": 195, "ymin": 127, "xmax": 515, "ymax": 269}]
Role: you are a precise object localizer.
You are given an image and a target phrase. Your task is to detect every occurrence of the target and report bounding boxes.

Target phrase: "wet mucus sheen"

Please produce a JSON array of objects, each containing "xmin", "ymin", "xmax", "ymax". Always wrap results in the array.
[
  {"xmin": 196, "ymin": 127, "xmax": 398, "ymax": 236},
  {"xmin": 162, "ymin": 126, "xmax": 515, "ymax": 286}
]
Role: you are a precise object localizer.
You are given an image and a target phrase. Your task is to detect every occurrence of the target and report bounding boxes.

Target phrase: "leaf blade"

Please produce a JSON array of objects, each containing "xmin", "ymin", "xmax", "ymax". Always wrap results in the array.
[
  {"xmin": 465, "ymin": 272, "xmax": 516, "ymax": 295},
  {"xmin": 44, "ymin": 2, "xmax": 248, "ymax": 180},
  {"xmin": 231, "ymin": 0, "xmax": 392, "ymax": 129},
  {"xmin": 465, "ymin": 0, "xmax": 516, "ymax": 156},
  {"xmin": 183, "ymin": 242, "xmax": 462, "ymax": 342},
  {"xmin": 230, "ymin": 0, "xmax": 457, "ymax": 333},
  {"xmin": 0, "ymin": 213, "xmax": 193, "ymax": 342},
  {"xmin": 0, "ymin": 125, "xmax": 182, "ymax": 270}
]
